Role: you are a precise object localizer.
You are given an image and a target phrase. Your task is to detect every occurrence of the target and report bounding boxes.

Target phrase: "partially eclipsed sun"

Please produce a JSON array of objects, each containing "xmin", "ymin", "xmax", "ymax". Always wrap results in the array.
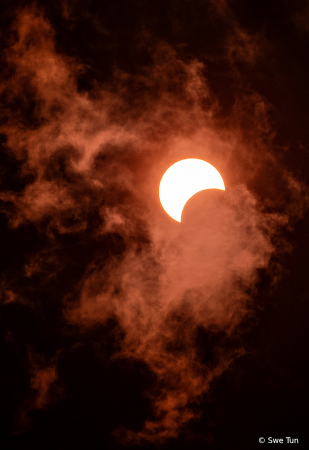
[{"xmin": 159, "ymin": 158, "xmax": 225, "ymax": 222}]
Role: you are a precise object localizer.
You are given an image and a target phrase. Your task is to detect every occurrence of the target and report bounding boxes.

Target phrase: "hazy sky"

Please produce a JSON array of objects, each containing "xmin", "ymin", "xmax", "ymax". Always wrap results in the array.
[{"xmin": 1, "ymin": 1, "xmax": 309, "ymax": 449}]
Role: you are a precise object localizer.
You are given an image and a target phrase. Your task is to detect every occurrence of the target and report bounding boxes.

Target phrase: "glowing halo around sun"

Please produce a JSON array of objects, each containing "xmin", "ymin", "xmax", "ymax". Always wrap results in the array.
[{"xmin": 159, "ymin": 158, "xmax": 225, "ymax": 222}]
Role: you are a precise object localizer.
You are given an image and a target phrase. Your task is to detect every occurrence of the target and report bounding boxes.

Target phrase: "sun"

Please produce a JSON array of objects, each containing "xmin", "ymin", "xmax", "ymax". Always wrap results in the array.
[{"xmin": 159, "ymin": 158, "xmax": 225, "ymax": 222}]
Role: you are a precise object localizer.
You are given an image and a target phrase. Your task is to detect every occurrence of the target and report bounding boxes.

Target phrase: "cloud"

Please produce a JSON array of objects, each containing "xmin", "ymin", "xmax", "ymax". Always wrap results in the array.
[
  {"xmin": 290, "ymin": 2, "xmax": 309, "ymax": 35},
  {"xmin": 209, "ymin": 0, "xmax": 268, "ymax": 67},
  {"xmin": 0, "ymin": 6, "xmax": 307, "ymax": 445},
  {"xmin": 30, "ymin": 360, "xmax": 58, "ymax": 410},
  {"xmin": 11, "ymin": 349, "xmax": 60, "ymax": 434}
]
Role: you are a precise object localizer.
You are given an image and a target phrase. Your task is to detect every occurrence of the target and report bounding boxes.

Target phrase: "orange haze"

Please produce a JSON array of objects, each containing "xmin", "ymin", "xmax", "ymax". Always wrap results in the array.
[{"xmin": 0, "ymin": 7, "xmax": 307, "ymax": 444}]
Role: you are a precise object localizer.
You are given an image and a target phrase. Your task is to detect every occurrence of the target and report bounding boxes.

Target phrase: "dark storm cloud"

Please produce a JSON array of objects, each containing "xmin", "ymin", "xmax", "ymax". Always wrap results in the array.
[{"xmin": 0, "ymin": 4, "xmax": 307, "ymax": 445}]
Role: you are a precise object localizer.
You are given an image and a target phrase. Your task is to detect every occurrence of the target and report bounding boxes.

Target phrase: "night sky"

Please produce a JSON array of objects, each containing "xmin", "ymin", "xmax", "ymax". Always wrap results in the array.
[{"xmin": 1, "ymin": 1, "xmax": 309, "ymax": 449}]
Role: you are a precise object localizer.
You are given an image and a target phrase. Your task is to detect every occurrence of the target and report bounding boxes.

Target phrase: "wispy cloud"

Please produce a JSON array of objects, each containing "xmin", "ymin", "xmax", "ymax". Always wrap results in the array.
[{"xmin": 0, "ymin": 6, "xmax": 307, "ymax": 444}]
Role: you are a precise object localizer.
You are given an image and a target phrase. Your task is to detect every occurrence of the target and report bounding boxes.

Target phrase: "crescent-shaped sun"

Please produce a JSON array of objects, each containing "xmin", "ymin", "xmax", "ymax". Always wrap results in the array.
[{"xmin": 159, "ymin": 158, "xmax": 225, "ymax": 222}]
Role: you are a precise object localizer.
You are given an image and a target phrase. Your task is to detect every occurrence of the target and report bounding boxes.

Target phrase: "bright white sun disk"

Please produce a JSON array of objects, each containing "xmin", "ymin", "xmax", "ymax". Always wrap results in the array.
[{"xmin": 159, "ymin": 158, "xmax": 225, "ymax": 222}]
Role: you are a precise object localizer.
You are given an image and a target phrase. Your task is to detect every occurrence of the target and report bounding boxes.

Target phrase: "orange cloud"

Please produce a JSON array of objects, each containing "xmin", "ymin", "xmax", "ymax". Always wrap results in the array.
[
  {"xmin": 30, "ymin": 365, "xmax": 57, "ymax": 409},
  {"xmin": 0, "ymin": 6, "xmax": 307, "ymax": 445}
]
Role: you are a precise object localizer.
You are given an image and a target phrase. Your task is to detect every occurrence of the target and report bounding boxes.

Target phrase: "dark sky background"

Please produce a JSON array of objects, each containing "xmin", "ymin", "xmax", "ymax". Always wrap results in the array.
[{"xmin": 1, "ymin": 1, "xmax": 309, "ymax": 449}]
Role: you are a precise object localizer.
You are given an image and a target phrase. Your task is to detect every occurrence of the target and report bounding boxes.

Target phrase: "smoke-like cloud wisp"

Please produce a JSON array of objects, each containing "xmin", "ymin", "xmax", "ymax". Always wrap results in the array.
[{"xmin": 0, "ymin": 6, "xmax": 307, "ymax": 444}]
